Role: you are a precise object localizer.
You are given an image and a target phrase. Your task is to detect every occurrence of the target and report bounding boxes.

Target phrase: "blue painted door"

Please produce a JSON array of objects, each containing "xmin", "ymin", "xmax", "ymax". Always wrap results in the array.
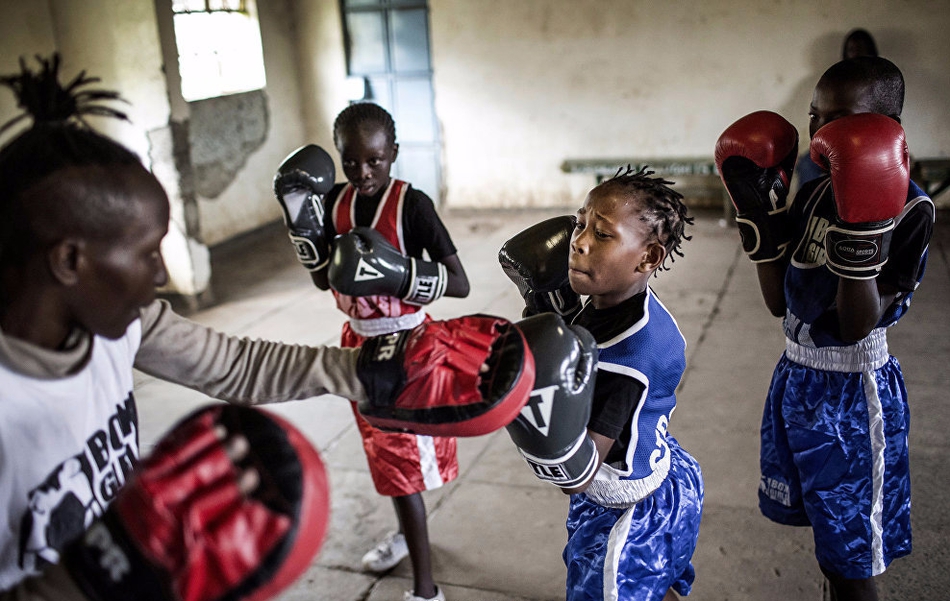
[{"xmin": 342, "ymin": 0, "xmax": 442, "ymax": 203}]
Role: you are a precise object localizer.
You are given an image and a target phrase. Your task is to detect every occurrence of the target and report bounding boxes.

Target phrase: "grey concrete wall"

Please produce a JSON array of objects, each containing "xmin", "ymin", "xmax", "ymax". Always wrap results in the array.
[
  {"xmin": 428, "ymin": 0, "xmax": 950, "ymax": 208},
  {"xmin": 192, "ymin": 0, "xmax": 314, "ymax": 247},
  {"xmin": 1, "ymin": 0, "xmax": 948, "ymax": 257}
]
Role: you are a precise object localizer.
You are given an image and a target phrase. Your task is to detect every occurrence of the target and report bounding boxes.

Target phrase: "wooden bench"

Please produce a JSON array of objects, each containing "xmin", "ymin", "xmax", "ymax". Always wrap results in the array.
[
  {"xmin": 560, "ymin": 157, "xmax": 731, "ymax": 218},
  {"xmin": 911, "ymin": 157, "xmax": 950, "ymax": 200}
]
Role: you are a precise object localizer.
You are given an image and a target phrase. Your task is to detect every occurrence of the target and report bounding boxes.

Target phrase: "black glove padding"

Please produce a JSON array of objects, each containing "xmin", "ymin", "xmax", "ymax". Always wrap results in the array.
[
  {"xmin": 505, "ymin": 313, "xmax": 599, "ymax": 490},
  {"xmin": 274, "ymin": 144, "xmax": 335, "ymax": 271},
  {"xmin": 328, "ymin": 227, "xmax": 447, "ymax": 305},
  {"xmin": 499, "ymin": 215, "xmax": 582, "ymax": 320}
]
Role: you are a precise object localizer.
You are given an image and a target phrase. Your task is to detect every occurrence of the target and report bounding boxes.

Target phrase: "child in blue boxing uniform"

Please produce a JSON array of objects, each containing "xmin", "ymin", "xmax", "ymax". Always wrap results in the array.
[
  {"xmin": 500, "ymin": 168, "xmax": 703, "ymax": 600},
  {"xmin": 716, "ymin": 56, "xmax": 934, "ymax": 601},
  {"xmin": 564, "ymin": 168, "xmax": 703, "ymax": 601}
]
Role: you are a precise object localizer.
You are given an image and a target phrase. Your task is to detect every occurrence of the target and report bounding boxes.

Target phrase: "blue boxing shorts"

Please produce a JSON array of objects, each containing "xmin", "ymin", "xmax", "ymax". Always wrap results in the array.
[
  {"xmin": 758, "ymin": 332, "xmax": 912, "ymax": 579},
  {"xmin": 564, "ymin": 437, "xmax": 703, "ymax": 601}
]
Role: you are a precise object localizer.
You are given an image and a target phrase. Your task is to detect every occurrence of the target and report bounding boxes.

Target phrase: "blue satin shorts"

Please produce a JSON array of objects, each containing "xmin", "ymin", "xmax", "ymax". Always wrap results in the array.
[
  {"xmin": 759, "ymin": 351, "xmax": 912, "ymax": 579},
  {"xmin": 564, "ymin": 437, "xmax": 704, "ymax": 600}
]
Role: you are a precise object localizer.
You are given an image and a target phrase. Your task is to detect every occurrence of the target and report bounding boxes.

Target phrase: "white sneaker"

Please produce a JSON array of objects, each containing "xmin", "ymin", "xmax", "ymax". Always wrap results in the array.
[
  {"xmin": 404, "ymin": 586, "xmax": 445, "ymax": 601},
  {"xmin": 361, "ymin": 531, "xmax": 408, "ymax": 572}
]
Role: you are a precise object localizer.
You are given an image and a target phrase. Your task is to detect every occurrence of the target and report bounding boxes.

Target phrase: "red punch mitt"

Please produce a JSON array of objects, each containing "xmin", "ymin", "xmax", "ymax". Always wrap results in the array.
[
  {"xmin": 811, "ymin": 113, "xmax": 910, "ymax": 279},
  {"xmin": 356, "ymin": 315, "xmax": 536, "ymax": 437},
  {"xmin": 64, "ymin": 404, "xmax": 329, "ymax": 601}
]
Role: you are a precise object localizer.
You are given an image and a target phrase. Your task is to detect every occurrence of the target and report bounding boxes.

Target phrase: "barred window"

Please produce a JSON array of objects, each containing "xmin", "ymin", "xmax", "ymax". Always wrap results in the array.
[{"xmin": 172, "ymin": 0, "xmax": 266, "ymax": 101}]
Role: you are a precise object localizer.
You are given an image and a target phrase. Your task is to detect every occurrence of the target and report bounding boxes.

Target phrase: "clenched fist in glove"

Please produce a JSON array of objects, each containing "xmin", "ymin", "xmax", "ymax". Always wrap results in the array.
[
  {"xmin": 63, "ymin": 405, "xmax": 329, "ymax": 601},
  {"xmin": 328, "ymin": 226, "xmax": 448, "ymax": 305},
  {"xmin": 505, "ymin": 313, "xmax": 599, "ymax": 490},
  {"xmin": 715, "ymin": 111, "xmax": 799, "ymax": 262},
  {"xmin": 274, "ymin": 144, "xmax": 335, "ymax": 271},
  {"xmin": 810, "ymin": 112, "xmax": 910, "ymax": 279},
  {"xmin": 499, "ymin": 215, "xmax": 583, "ymax": 319},
  {"xmin": 355, "ymin": 314, "xmax": 536, "ymax": 437}
]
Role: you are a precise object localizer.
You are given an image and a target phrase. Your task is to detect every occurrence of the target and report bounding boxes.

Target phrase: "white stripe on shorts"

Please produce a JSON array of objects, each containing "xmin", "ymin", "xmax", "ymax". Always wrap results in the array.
[
  {"xmin": 603, "ymin": 505, "xmax": 635, "ymax": 601},
  {"xmin": 864, "ymin": 369, "xmax": 887, "ymax": 575},
  {"xmin": 416, "ymin": 435, "xmax": 444, "ymax": 490}
]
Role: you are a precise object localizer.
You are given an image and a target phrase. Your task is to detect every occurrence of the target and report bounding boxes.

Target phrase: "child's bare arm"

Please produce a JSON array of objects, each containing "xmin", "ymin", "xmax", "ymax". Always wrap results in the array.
[
  {"xmin": 440, "ymin": 253, "xmax": 470, "ymax": 298},
  {"xmin": 309, "ymin": 267, "xmax": 329, "ymax": 290},
  {"xmin": 835, "ymin": 280, "xmax": 898, "ymax": 343},
  {"xmin": 756, "ymin": 261, "xmax": 788, "ymax": 318}
]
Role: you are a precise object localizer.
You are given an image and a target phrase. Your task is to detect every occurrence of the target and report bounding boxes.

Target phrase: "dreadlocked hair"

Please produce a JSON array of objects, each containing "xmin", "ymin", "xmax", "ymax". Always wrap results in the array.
[
  {"xmin": 0, "ymin": 53, "xmax": 146, "ymax": 267},
  {"xmin": 597, "ymin": 165, "xmax": 693, "ymax": 273},
  {"xmin": 332, "ymin": 102, "xmax": 397, "ymax": 149}
]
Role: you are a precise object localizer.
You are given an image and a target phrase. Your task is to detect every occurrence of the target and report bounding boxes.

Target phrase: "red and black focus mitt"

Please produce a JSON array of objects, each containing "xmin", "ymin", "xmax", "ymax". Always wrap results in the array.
[
  {"xmin": 356, "ymin": 315, "xmax": 536, "ymax": 437},
  {"xmin": 63, "ymin": 404, "xmax": 329, "ymax": 601}
]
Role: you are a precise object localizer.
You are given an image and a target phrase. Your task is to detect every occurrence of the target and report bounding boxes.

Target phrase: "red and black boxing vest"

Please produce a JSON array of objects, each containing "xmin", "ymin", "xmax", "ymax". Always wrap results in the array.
[{"xmin": 330, "ymin": 179, "xmax": 422, "ymax": 320}]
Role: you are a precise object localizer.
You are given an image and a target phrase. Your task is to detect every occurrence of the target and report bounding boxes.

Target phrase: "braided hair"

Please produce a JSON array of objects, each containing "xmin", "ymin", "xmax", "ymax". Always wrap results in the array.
[
  {"xmin": 0, "ymin": 54, "xmax": 149, "ymax": 267},
  {"xmin": 332, "ymin": 102, "xmax": 397, "ymax": 149},
  {"xmin": 595, "ymin": 166, "xmax": 693, "ymax": 273}
]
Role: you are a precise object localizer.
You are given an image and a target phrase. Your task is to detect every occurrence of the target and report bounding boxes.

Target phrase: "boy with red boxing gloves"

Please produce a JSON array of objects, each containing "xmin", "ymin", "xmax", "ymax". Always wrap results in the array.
[{"xmin": 715, "ymin": 56, "xmax": 935, "ymax": 600}]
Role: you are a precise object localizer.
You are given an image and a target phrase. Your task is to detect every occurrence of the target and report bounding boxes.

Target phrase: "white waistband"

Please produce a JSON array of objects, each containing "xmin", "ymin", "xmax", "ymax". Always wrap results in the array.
[
  {"xmin": 348, "ymin": 311, "xmax": 427, "ymax": 337},
  {"xmin": 583, "ymin": 466, "xmax": 668, "ymax": 509},
  {"xmin": 785, "ymin": 328, "xmax": 889, "ymax": 372}
]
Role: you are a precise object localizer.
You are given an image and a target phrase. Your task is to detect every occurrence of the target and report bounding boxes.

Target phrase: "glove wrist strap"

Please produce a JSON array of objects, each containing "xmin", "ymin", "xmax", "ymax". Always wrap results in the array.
[
  {"xmin": 824, "ymin": 220, "xmax": 894, "ymax": 279},
  {"xmin": 288, "ymin": 233, "xmax": 329, "ymax": 271},
  {"xmin": 735, "ymin": 207, "xmax": 790, "ymax": 263},
  {"xmin": 516, "ymin": 432, "xmax": 598, "ymax": 490},
  {"xmin": 404, "ymin": 260, "xmax": 447, "ymax": 305}
]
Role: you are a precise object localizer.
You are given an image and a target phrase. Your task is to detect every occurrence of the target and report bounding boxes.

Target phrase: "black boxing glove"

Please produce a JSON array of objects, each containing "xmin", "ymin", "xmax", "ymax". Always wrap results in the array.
[
  {"xmin": 499, "ymin": 215, "xmax": 582, "ymax": 320},
  {"xmin": 505, "ymin": 313, "xmax": 599, "ymax": 490},
  {"xmin": 328, "ymin": 227, "xmax": 447, "ymax": 305},
  {"xmin": 274, "ymin": 145, "xmax": 335, "ymax": 271}
]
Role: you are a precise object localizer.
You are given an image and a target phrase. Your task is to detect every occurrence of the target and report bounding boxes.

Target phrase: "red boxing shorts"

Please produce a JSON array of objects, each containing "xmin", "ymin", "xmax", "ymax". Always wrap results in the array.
[{"xmin": 342, "ymin": 320, "xmax": 458, "ymax": 497}]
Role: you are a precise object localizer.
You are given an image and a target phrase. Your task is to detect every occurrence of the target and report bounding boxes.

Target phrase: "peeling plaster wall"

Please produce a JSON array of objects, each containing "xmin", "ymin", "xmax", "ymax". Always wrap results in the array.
[
  {"xmin": 193, "ymin": 0, "xmax": 313, "ymax": 247},
  {"xmin": 2, "ymin": 0, "xmax": 948, "ymax": 252},
  {"xmin": 189, "ymin": 91, "xmax": 269, "ymax": 199}
]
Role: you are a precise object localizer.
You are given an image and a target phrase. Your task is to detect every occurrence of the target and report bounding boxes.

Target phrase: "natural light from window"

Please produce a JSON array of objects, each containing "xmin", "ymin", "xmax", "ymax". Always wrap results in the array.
[{"xmin": 172, "ymin": 0, "xmax": 267, "ymax": 102}]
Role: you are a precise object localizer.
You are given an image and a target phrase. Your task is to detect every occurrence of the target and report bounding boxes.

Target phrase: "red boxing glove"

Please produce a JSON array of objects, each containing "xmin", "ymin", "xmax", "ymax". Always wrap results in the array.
[
  {"xmin": 810, "ymin": 113, "xmax": 910, "ymax": 279},
  {"xmin": 356, "ymin": 315, "xmax": 536, "ymax": 437},
  {"xmin": 64, "ymin": 405, "xmax": 329, "ymax": 601},
  {"xmin": 716, "ymin": 110, "xmax": 799, "ymax": 262}
]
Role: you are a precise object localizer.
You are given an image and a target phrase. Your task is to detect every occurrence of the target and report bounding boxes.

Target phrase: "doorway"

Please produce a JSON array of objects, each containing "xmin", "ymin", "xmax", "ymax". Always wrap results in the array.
[{"xmin": 341, "ymin": 0, "xmax": 443, "ymax": 203}]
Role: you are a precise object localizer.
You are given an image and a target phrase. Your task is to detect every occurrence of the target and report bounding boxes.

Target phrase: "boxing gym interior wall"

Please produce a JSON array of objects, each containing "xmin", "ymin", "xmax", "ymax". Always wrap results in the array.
[{"xmin": 1, "ymin": 0, "xmax": 948, "ymax": 299}]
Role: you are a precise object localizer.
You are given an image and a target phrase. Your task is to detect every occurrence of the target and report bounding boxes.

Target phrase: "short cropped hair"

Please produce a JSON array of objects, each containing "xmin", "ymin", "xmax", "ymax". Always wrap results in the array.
[
  {"xmin": 820, "ymin": 56, "xmax": 904, "ymax": 117},
  {"xmin": 332, "ymin": 102, "xmax": 397, "ymax": 149}
]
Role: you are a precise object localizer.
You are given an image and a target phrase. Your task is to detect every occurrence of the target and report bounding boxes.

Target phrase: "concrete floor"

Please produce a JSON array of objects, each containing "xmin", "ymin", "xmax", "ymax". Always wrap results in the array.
[{"xmin": 134, "ymin": 207, "xmax": 950, "ymax": 601}]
